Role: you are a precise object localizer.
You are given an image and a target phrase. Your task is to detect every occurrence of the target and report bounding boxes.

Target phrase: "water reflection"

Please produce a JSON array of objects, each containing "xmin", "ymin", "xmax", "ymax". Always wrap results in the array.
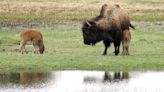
[
  {"xmin": 0, "ymin": 71, "xmax": 164, "ymax": 92},
  {"xmin": 83, "ymin": 72, "xmax": 129, "ymax": 83},
  {"xmin": 0, "ymin": 72, "xmax": 50, "ymax": 87},
  {"xmin": 103, "ymin": 72, "xmax": 129, "ymax": 82}
]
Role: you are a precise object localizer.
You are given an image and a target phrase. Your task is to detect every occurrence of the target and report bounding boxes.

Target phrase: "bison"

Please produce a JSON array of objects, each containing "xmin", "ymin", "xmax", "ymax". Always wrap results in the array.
[
  {"xmin": 82, "ymin": 4, "xmax": 135, "ymax": 55},
  {"xmin": 122, "ymin": 29, "xmax": 131, "ymax": 55},
  {"xmin": 20, "ymin": 29, "xmax": 45, "ymax": 54}
]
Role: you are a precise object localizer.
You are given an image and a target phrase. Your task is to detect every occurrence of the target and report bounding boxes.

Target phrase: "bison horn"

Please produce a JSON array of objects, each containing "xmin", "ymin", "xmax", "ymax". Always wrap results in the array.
[{"xmin": 86, "ymin": 20, "xmax": 91, "ymax": 28}]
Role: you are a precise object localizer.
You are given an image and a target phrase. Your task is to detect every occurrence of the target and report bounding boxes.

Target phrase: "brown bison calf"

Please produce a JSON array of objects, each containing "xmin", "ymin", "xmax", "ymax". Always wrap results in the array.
[
  {"xmin": 20, "ymin": 29, "xmax": 45, "ymax": 54},
  {"xmin": 122, "ymin": 29, "xmax": 131, "ymax": 55}
]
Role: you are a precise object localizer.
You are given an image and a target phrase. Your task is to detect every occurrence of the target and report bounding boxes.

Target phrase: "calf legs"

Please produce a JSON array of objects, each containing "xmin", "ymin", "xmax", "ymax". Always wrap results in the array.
[
  {"xmin": 20, "ymin": 40, "xmax": 28, "ymax": 54},
  {"xmin": 20, "ymin": 39, "xmax": 40, "ymax": 54},
  {"xmin": 122, "ymin": 29, "xmax": 131, "ymax": 55},
  {"xmin": 33, "ymin": 40, "xmax": 40, "ymax": 54}
]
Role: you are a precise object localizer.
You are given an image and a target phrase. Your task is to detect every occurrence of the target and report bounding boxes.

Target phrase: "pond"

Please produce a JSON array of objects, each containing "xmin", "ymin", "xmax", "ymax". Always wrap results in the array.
[{"xmin": 0, "ymin": 71, "xmax": 164, "ymax": 92}]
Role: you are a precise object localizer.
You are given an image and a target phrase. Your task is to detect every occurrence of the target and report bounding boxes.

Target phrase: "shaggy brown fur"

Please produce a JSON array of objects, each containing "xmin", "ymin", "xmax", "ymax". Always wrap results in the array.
[
  {"xmin": 82, "ymin": 4, "xmax": 134, "ymax": 55},
  {"xmin": 20, "ymin": 29, "xmax": 44, "ymax": 54},
  {"xmin": 122, "ymin": 29, "xmax": 131, "ymax": 55},
  {"xmin": 96, "ymin": 4, "xmax": 133, "ymax": 31}
]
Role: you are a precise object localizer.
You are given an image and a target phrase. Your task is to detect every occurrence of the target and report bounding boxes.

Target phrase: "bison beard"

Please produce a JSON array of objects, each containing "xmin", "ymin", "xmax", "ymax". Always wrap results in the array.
[
  {"xmin": 81, "ymin": 4, "xmax": 135, "ymax": 55},
  {"xmin": 82, "ymin": 20, "xmax": 122, "ymax": 55}
]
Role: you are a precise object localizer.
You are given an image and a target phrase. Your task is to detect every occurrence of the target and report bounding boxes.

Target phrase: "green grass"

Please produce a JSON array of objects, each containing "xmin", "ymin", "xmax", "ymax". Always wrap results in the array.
[{"xmin": 0, "ymin": 23, "xmax": 164, "ymax": 72}]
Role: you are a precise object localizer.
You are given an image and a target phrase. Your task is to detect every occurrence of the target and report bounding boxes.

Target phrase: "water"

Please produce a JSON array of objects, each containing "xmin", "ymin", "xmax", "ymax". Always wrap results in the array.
[{"xmin": 0, "ymin": 71, "xmax": 164, "ymax": 92}]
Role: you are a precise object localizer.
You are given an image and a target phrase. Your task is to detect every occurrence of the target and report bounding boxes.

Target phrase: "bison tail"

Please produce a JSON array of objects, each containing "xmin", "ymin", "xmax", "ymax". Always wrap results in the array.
[{"xmin": 130, "ymin": 23, "xmax": 136, "ymax": 30}]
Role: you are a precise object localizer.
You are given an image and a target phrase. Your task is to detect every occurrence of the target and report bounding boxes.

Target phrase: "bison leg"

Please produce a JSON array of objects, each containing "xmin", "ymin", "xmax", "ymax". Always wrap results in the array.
[
  {"xmin": 114, "ymin": 43, "xmax": 119, "ymax": 55},
  {"xmin": 20, "ymin": 40, "xmax": 27, "ymax": 54},
  {"xmin": 122, "ymin": 42, "xmax": 129, "ymax": 55},
  {"xmin": 126, "ymin": 32, "xmax": 131, "ymax": 55},
  {"xmin": 103, "ymin": 40, "xmax": 111, "ymax": 55},
  {"xmin": 114, "ymin": 38, "xmax": 121, "ymax": 55},
  {"xmin": 122, "ymin": 40, "xmax": 126, "ymax": 55},
  {"xmin": 114, "ymin": 29, "xmax": 122, "ymax": 55},
  {"xmin": 122, "ymin": 29, "xmax": 131, "ymax": 56},
  {"xmin": 125, "ymin": 43, "xmax": 130, "ymax": 55},
  {"xmin": 33, "ymin": 40, "xmax": 39, "ymax": 54},
  {"xmin": 34, "ymin": 45, "xmax": 39, "ymax": 54}
]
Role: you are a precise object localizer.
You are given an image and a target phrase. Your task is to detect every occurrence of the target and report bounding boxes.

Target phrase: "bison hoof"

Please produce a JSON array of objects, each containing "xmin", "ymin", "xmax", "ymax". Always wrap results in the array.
[
  {"xmin": 115, "ymin": 52, "xmax": 119, "ymax": 55},
  {"xmin": 122, "ymin": 52, "xmax": 130, "ymax": 56},
  {"xmin": 102, "ymin": 53, "xmax": 107, "ymax": 55}
]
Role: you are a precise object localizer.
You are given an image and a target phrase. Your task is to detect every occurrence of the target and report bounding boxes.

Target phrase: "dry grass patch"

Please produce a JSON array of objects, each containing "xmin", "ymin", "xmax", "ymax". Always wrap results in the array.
[{"xmin": 0, "ymin": 0, "xmax": 163, "ymax": 26}]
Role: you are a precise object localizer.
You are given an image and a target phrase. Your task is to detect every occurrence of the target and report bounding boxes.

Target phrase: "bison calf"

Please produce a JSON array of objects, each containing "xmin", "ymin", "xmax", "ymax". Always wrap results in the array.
[
  {"xmin": 122, "ymin": 29, "xmax": 131, "ymax": 55},
  {"xmin": 20, "ymin": 29, "xmax": 45, "ymax": 54}
]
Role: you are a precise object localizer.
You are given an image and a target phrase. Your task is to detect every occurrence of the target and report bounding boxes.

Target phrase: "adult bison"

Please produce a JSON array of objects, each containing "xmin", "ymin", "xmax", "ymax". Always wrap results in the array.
[
  {"xmin": 20, "ymin": 29, "xmax": 45, "ymax": 54},
  {"xmin": 81, "ymin": 4, "xmax": 135, "ymax": 55}
]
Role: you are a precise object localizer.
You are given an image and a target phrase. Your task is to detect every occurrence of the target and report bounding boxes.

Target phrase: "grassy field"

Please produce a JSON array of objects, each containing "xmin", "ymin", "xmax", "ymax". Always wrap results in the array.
[
  {"xmin": 0, "ymin": 22, "xmax": 164, "ymax": 72},
  {"xmin": 0, "ymin": 0, "xmax": 164, "ymax": 27},
  {"xmin": 0, "ymin": 0, "xmax": 164, "ymax": 72}
]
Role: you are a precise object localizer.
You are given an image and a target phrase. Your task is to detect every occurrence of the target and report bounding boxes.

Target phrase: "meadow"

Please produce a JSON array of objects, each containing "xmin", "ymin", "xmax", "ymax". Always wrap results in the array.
[
  {"xmin": 0, "ymin": 0, "xmax": 164, "ymax": 72},
  {"xmin": 0, "ymin": 22, "xmax": 164, "ymax": 72}
]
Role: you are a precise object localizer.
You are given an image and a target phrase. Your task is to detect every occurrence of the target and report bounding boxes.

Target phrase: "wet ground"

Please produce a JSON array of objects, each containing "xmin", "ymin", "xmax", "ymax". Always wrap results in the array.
[{"xmin": 0, "ymin": 71, "xmax": 164, "ymax": 92}]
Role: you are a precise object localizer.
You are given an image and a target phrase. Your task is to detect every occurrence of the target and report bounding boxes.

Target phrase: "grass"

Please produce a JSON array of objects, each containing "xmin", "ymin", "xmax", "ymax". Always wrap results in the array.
[
  {"xmin": 0, "ymin": 23, "xmax": 164, "ymax": 72},
  {"xmin": 0, "ymin": 0, "xmax": 163, "ymax": 26},
  {"xmin": 0, "ymin": 0, "xmax": 163, "ymax": 72}
]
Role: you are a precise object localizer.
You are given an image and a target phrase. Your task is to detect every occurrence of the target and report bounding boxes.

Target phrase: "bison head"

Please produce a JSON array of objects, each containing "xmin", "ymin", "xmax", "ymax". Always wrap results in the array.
[
  {"xmin": 38, "ymin": 40, "xmax": 45, "ymax": 54},
  {"xmin": 81, "ymin": 20, "xmax": 101, "ymax": 45},
  {"xmin": 39, "ymin": 44, "xmax": 44, "ymax": 54}
]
